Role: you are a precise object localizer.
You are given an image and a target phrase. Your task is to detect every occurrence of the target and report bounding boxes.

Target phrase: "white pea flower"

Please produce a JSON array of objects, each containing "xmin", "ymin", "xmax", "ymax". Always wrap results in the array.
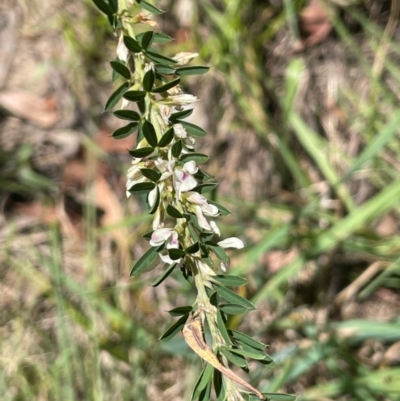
[
  {"xmin": 160, "ymin": 94, "xmax": 199, "ymax": 106},
  {"xmin": 173, "ymin": 161, "xmax": 198, "ymax": 197},
  {"xmin": 117, "ymin": 33, "xmax": 129, "ymax": 62},
  {"xmin": 150, "ymin": 227, "xmax": 182, "ymax": 265},
  {"xmin": 173, "ymin": 52, "xmax": 199, "ymax": 66},
  {"xmin": 217, "ymin": 237, "xmax": 244, "ymax": 249}
]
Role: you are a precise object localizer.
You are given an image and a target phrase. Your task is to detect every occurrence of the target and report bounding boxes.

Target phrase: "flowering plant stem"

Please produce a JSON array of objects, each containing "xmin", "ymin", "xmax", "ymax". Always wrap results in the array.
[{"xmin": 90, "ymin": 1, "xmax": 296, "ymax": 400}]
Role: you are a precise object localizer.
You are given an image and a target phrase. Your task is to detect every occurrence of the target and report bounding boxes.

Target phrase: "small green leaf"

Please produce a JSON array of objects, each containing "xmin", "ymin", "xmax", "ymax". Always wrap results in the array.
[
  {"xmin": 213, "ymin": 371, "xmax": 225, "ymax": 401},
  {"xmin": 207, "ymin": 200, "xmax": 231, "ymax": 216},
  {"xmin": 149, "ymin": 185, "xmax": 160, "ymax": 214},
  {"xmin": 123, "ymin": 90, "xmax": 147, "ymax": 102},
  {"xmin": 192, "ymin": 364, "xmax": 214, "ymax": 400},
  {"xmin": 142, "ymin": 120, "xmax": 158, "ymax": 147},
  {"xmin": 92, "ymin": 0, "xmax": 114, "ymax": 15},
  {"xmin": 219, "ymin": 347, "xmax": 248, "ymax": 368},
  {"xmin": 168, "ymin": 305, "xmax": 193, "ymax": 317},
  {"xmin": 219, "ymin": 304, "xmax": 248, "ymax": 315},
  {"xmin": 230, "ymin": 348, "xmax": 267, "ymax": 360},
  {"xmin": 213, "ymin": 284, "xmax": 255, "ymax": 311},
  {"xmin": 140, "ymin": 168, "xmax": 161, "ymax": 182},
  {"xmin": 205, "ymin": 242, "xmax": 229, "ymax": 264},
  {"xmin": 158, "ymin": 127, "xmax": 174, "ymax": 147},
  {"xmin": 212, "ymin": 275, "xmax": 248, "ymax": 287},
  {"xmin": 137, "ymin": 32, "xmax": 172, "ymax": 44},
  {"xmin": 152, "ymin": 77, "xmax": 181, "ymax": 93},
  {"xmin": 179, "ymin": 121, "xmax": 207, "ymax": 137},
  {"xmin": 185, "ymin": 242, "xmax": 200, "ymax": 254},
  {"xmin": 143, "ymin": 69, "xmax": 155, "ymax": 92},
  {"xmin": 105, "ymin": 82, "xmax": 129, "ymax": 111},
  {"xmin": 166, "ymin": 204, "xmax": 184, "ymax": 218},
  {"xmin": 230, "ymin": 330, "xmax": 266, "ymax": 351},
  {"xmin": 146, "ymin": 50, "xmax": 176, "ymax": 65},
  {"xmin": 109, "ymin": 60, "xmax": 131, "ymax": 79},
  {"xmin": 168, "ymin": 248, "xmax": 185, "ymax": 260},
  {"xmin": 108, "ymin": 0, "xmax": 118, "ymax": 13},
  {"xmin": 111, "ymin": 122, "xmax": 139, "ymax": 139},
  {"xmin": 216, "ymin": 310, "xmax": 231, "ymax": 345},
  {"xmin": 113, "ymin": 109, "xmax": 141, "ymax": 121},
  {"xmin": 262, "ymin": 394, "xmax": 297, "ymax": 401},
  {"xmin": 176, "ymin": 66, "xmax": 210, "ymax": 76},
  {"xmin": 123, "ymin": 36, "xmax": 142, "ymax": 53},
  {"xmin": 155, "ymin": 64, "xmax": 176, "ymax": 74},
  {"xmin": 159, "ymin": 315, "xmax": 188, "ymax": 341},
  {"xmin": 130, "ymin": 246, "xmax": 160, "ymax": 276},
  {"xmin": 193, "ymin": 183, "xmax": 218, "ymax": 194},
  {"xmin": 170, "ymin": 109, "xmax": 194, "ymax": 123},
  {"xmin": 128, "ymin": 147, "xmax": 154, "ymax": 158},
  {"xmin": 198, "ymin": 379, "xmax": 212, "ymax": 401},
  {"xmin": 139, "ymin": 0, "xmax": 164, "ymax": 14},
  {"xmin": 128, "ymin": 182, "xmax": 156, "ymax": 195},
  {"xmin": 180, "ymin": 153, "xmax": 209, "ymax": 164},
  {"xmin": 172, "ymin": 139, "xmax": 183, "ymax": 157},
  {"xmin": 151, "ymin": 263, "xmax": 177, "ymax": 287},
  {"xmin": 140, "ymin": 31, "xmax": 154, "ymax": 50}
]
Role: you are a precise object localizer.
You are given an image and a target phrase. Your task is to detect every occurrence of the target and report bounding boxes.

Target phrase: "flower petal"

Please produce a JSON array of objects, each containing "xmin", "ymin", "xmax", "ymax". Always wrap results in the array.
[
  {"xmin": 217, "ymin": 237, "xmax": 244, "ymax": 249},
  {"xmin": 150, "ymin": 228, "xmax": 173, "ymax": 247}
]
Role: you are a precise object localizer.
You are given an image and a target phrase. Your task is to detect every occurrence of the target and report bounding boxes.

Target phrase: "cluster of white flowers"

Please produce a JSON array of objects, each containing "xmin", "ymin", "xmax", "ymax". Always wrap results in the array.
[{"xmin": 119, "ymin": 40, "xmax": 243, "ymax": 273}]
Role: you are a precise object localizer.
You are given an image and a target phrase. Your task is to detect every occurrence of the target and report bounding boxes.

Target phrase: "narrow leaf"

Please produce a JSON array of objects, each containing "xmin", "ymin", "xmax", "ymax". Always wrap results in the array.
[
  {"xmin": 110, "ymin": 60, "xmax": 131, "ymax": 79},
  {"xmin": 179, "ymin": 121, "xmax": 207, "ymax": 137},
  {"xmin": 112, "ymin": 122, "xmax": 139, "ymax": 139},
  {"xmin": 159, "ymin": 315, "xmax": 189, "ymax": 341},
  {"xmin": 137, "ymin": 32, "xmax": 172, "ymax": 44},
  {"xmin": 168, "ymin": 248, "xmax": 185, "ymax": 260},
  {"xmin": 113, "ymin": 109, "xmax": 141, "ymax": 121},
  {"xmin": 213, "ymin": 284, "xmax": 255, "ymax": 310},
  {"xmin": 185, "ymin": 242, "xmax": 200, "ymax": 254},
  {"xmin": 172, "ymin": 139, "xmax": 183, "ymax": 157},
  {"xmin": 143, "ymin": 69, "xmax": 155, "ymax": 92},
  {"xmin": 128, "ymin": 147, "xmax": 154, "ymax": 158},
  {"xmin": 92, "ymin": 0, "xmax": 113, "ymax": 15},
  {"xmin": 140, "ymin": 0, "xmax": 164, "ymax": 14},
  {"xmin": 123, "ymin": 36, "xmax": 142, "ymax": 53},
  {"xmin": 168, "ymin": 305, "xmax": 193, "ymax": 317},
  {"xmin": 262, "ymin": 394, "xmax": 297, "ymax": 401},
  {"xmin": 151, "ymin": 263, "xmax": 177, "ymax": 287},
  {"xmin": 166, "ymin": 204, "xmax": 184, "ymax": 218},
  {"xmin": 219, "ymin": 304, "xmax": 248, "ymax": 315},
  {"xmin": 104, "ymin": 82, "xmax": 129, "ymax": 111},
  {"xmin": 140, "ymin": 168, "xmax": 161, "ymax": 182},
  {"xmin": 146, "ymin": 50, "xmax": 176, "ymax": 65},
  {"xmin": 219, "ymin": 347, "xmax": 248, "ymax": 368},
  {"xmin": 170, "ymin": 109, "xmax": 194, "ymax": 123},
  {"xmin": 155, "ymin": 64, "xmax": 176, "ymax": 74},
  {"xmin": 130, "ymin": 246, "xmax": 160, "ymax": 276},
  {"xmin": 158, "ymin": 127, "xmax": 174, "ymax": 147},
  {"xmin": 176, "ymin": 66, "xmax": 210, "ymax": 76},
  {"xmin": 152, "ymin": 77, "xmax": 181, "ymax": 93},
  {"xmin": 192, "ymin": 364, "xmax": 214, "ymax": 400},
  {"xmin": 128, "ymin": 182, "xmax": 155, "ymax": 195},
  {"xmin": 140, "ymin": 31, "xmax": 154, "ymax": 50},
  {"xmin": 123, "ymin": 90, "xmax": 147, "ymax": 102},
  {"xmin": 205, "ymin": 242, "xmax": 229, "ymax": 264},
  {"xmin": 142, "ymin": 120, "xmax": 158, "ymax": 147},
  {"xmin": 212, "ymin": 275, "xmax": 248, "ymax": 287},
  {"xmin": 230, "ymin": 348, "xmax": 267, "ymax": 360},
  {"xmin": 216, "ymin": 310, "xmax": 231, "ymax": 345},
  {"xmin": 230, "ymin": 330, "xmax": 266, "ymax": 351},
  {"xmin": 181, "ymin": 153, "xmax": 209, "ymax": 164}
]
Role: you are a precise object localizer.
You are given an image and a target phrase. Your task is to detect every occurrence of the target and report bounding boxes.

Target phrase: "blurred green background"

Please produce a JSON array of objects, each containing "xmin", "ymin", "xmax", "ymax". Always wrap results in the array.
[{"xmin": 1, "ymin": 0, "xmax": 400, "ymax": 400}]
